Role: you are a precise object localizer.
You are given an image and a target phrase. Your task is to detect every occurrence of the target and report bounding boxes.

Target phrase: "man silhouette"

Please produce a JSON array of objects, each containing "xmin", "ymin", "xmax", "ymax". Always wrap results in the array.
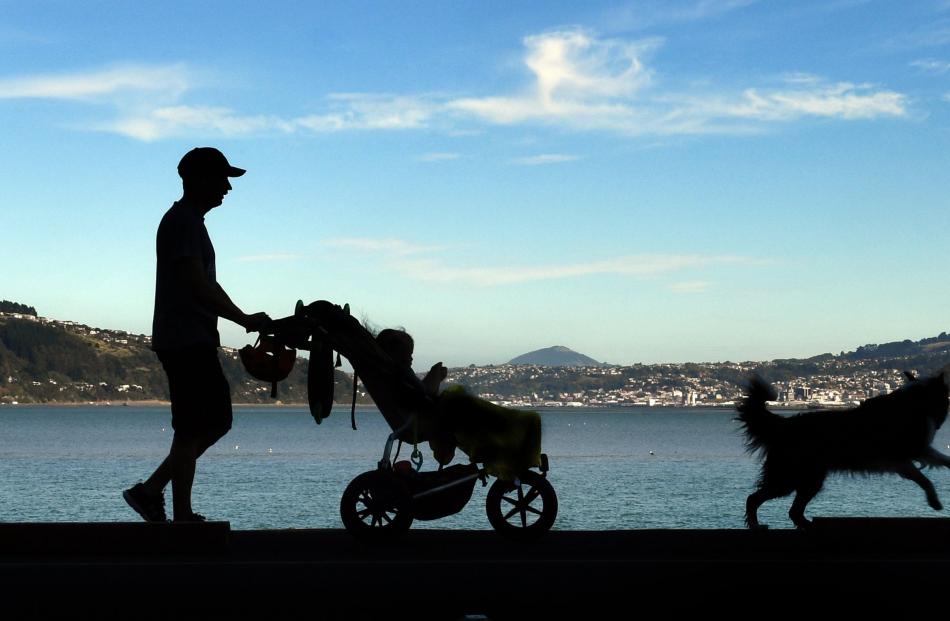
[{"xmin": 123, "ymin": 147, "xmax": 269, "ymax": 522}]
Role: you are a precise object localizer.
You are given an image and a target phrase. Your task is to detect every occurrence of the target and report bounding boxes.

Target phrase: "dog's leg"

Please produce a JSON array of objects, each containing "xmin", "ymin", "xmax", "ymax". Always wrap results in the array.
[
  {"xmin": 921, "ymin": 447, "xmax": 950, "ymax": 469},
  {"xmin": 898, "ymin": 462, "xmax": 943, "ymax": 510},
  {"xmin": 789, "ymin": 479, "xmax": 823, "ymax": 529},
  {"xmin": 746, "ymin": 485, "xmax": 788, "ymax": 530}
]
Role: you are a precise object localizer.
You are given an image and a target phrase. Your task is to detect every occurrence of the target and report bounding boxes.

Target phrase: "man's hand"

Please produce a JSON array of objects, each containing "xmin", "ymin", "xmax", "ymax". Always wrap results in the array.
[{"xmin": 242, "ymin": 312, "xmax": 271, "ymax": 332}]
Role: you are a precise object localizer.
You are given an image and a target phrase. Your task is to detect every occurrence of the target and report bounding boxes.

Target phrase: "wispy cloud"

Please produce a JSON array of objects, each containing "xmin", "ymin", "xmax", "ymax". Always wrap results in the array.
[
  {"xmin": 669, "ymin": 280, "xmax": 713, "ymax": 294},
  {"xmin": 296, "ymin": 94, "xmax": 436, "ymax": 132},
  {"xmin": 699, "ymin": 82, "xmax": 907, "ymax": 121},
  {"xmin": 327, "ymin": 237, "xmax": 760, "ymax": 287},
  {"xmin": 418, "ymin": 152, "xmax": 461, "ymax": 162},
  {"xmin": 511, "ymin": 154, "xmax": 580, "ymax": 165},
  {"xmin": 394, "ymin": 255, "xmax": 754, "ymax": 286},
  {"xmin": 0, "ymin": 63, "xmax": 189, "ymax": 101},
  {"xmin": 111, "ymin": 95, "xmax": 437, "ymax": 141},
  {"xmin": 911, "ymin": 58, "xmax": 950, "ymax": 74},
  {"xmin": 0, "ymin": 31, "xmax": 909, "ymax": 142},
  {"xmin": 235, "ymin": 253, "xmax": 304, "ymax": 263},
  {"xmin": 887, "ymin": 20, "xmax": 950, "ymax": 49},
  {"xmin": 0, "ymin": 26, "xmax": 51, "ymax": 46},
  {"xmin": 602, "ymin": 0, "xmax": 759, "ymax": 30},
  {"xmin": 323, "ymin": 238, "xmax": 447, "ymax": 256},
  {"xmin": 101, "ymin": 105, "xmax": 295, "ymax": 141}
]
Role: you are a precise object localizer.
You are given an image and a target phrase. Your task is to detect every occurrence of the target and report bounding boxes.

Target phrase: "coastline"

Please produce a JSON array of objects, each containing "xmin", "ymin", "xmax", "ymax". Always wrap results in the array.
[
  {"xmin": 0, "ymin": 399, "xmax": 837, "ymax": 411},
  {"xmin": 0, "ymin": 400, "xmax": 316, "ymax": 408}
]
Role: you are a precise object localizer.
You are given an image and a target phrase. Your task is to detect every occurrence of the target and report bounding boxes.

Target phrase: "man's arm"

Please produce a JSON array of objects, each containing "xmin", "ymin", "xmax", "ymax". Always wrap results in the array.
[{"xmin": 176, "ymin": 257, "xmax": 269, "ymax": 331}]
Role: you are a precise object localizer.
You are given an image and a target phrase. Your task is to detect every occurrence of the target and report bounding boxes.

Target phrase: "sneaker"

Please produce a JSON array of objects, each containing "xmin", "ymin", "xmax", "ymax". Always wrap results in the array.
[
  {"xmin": 123, "ymin": 483, "xmax": 167, "ymax": 522},
  {"xmin": 174, "ymin": 512, "xmax": 207, "ymax": 523}
]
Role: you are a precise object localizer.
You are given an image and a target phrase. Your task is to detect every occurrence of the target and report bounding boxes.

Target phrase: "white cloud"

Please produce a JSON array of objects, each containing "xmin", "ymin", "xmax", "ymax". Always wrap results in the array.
[
  {"xmin": 449, "ymin": 30, "xmax": 659, "ymax": 128},
  {"xmin": 526, "ymin": 30, "xmax": 654, "ymax": 102},
  {"xmin": 511, "ymin": 154, "xmax": 580, "ymax": 165},
  {"xmin": 0, "ymin": 63, "xmax": 189, "ymax": 101},
  {"xmin": 447, "ymin": 30, "xmax": 905, "ymax": 136}
]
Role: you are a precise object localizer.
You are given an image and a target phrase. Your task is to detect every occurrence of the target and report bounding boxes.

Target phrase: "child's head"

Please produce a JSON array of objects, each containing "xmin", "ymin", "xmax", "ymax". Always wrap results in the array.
[{"xmin": 376, "ymin": 328, "xmax": 414, "ymax": 368}]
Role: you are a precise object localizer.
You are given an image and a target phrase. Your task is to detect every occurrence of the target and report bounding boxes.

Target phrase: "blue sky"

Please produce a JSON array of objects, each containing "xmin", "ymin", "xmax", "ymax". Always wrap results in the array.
[{"xmin": 2, "ymin": 0, "xmax": 950, "ymax": 367}]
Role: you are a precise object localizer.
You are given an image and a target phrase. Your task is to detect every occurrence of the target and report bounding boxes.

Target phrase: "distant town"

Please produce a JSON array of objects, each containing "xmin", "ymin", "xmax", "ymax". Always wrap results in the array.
[
  {"xmin": 442, "ymin": 361, "xmax": 912, "ymax": 409},
  {"xmin": 1, "ymin": 306, "xmax": 947, "ymax": 409}
]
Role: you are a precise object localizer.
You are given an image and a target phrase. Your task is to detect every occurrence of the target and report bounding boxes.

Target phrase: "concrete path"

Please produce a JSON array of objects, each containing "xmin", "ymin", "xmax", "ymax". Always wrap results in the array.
[{"xmin": 1, "ymin": 519, "xmax": 945, "ymax": 618}]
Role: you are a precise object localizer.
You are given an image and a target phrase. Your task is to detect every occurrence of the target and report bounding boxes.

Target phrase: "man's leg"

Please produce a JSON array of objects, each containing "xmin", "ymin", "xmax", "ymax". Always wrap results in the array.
[
  {"xmin": 133, "ymin": 346, "xmax": 231, "ymax": 520},
  {"xmin": 142, "ymin": 432, "xmax": 217, "ymax": 494},
  {"xmin": 143, "ymin": 431, "xmax": 223, "ymax": 520},
  {"xmin": 168, "ymin": 434, "xmax": 202, "ymax": 520}
]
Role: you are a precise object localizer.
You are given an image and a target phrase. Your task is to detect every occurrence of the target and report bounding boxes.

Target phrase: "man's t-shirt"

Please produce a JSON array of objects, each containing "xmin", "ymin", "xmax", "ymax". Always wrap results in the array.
[{"xmin": 151, "ymin": 200, "xmax": 220, "ymax": 350}]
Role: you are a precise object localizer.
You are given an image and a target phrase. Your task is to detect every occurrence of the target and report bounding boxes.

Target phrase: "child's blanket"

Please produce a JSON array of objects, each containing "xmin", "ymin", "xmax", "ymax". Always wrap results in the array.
[{"xmin": 437, "ymin": 386, "xmax": 542, "ymax": 481}]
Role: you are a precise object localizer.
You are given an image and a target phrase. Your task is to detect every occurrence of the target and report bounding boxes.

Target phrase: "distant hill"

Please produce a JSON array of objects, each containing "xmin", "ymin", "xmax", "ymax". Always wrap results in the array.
[
  {"xmin": 0, "ymin": 312, "xmax": 354, "ymax": 405},
  {"xmin": 509, "ymin": 346, "xmax": 605, "ymax": 367},
  {"xmin": 842, "ymin": 332, "xmax": 950, "ymax": 361}
]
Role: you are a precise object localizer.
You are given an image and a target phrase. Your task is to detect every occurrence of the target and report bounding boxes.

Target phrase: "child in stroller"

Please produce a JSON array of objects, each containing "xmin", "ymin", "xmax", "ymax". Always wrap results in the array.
[
  {"xmin": 251, "ymin": 300, "xmax": 558, "ymax": 541},
  {"xmin": 373, "ymin": 328, "xmax": 456, "ymax": 466}
]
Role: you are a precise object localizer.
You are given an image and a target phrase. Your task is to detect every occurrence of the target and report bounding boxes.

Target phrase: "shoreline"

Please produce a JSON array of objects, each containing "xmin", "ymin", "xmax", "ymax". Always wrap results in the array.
[
  {"xmin": 0, "ymin": 400, "xmax": 317, "ymax": 408},
  {"xmin": 0, "ymin": 400, "xmax": 838, "ymax": 411}
]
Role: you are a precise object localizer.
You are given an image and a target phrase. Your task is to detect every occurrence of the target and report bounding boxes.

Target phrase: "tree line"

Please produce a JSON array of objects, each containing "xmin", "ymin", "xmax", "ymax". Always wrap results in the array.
[{"xmin": 0, "ymin": 300, "xmax": 37, "ymax": 316}]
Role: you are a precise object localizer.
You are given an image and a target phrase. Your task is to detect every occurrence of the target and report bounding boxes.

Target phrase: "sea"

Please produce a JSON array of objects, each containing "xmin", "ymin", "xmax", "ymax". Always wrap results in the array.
[{"xmin": 2, "ymin": 405, "xmax": 950, "ymax": 531}]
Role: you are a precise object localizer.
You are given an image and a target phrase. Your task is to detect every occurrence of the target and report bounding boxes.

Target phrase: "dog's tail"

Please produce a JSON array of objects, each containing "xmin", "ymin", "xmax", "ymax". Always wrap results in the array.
[{"xmin": 736, "ymin": 374, "xmax": 781, "ymax": 456}]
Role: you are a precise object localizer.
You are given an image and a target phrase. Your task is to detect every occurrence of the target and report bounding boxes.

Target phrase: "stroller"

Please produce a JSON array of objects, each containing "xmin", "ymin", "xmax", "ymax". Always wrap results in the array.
[{"xmin": 253, "ymin": 300, "xmax": 558, "ymax": 541}]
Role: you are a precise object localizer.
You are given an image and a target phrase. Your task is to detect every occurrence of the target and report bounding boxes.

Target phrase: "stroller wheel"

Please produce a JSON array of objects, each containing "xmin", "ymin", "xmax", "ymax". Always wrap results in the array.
[
  {"xmin": 340, "ymin": 470, "xmax": 413, "ymax": 541},
  {"xmin": 486, "ymin": 470, "xmax": 557, "ymax": 541}
]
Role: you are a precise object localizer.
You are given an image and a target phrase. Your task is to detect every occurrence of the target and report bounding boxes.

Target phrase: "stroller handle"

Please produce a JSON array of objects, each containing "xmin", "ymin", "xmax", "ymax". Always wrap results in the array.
[{"xmin": 246, "ymin": 317, "xmax": 274, "ymax": 334}]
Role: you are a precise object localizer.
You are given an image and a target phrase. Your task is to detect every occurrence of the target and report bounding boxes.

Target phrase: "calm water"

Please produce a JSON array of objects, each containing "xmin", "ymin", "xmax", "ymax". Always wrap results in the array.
[{"xmin": 2, "ymin": 405, "xmax": 950, "ymax": 530}]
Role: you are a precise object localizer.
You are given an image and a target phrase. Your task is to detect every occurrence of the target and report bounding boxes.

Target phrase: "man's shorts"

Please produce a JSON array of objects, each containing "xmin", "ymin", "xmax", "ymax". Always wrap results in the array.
[{"xmin": 156, "ymin": 346, "xmax": 232, "ymax": 441}]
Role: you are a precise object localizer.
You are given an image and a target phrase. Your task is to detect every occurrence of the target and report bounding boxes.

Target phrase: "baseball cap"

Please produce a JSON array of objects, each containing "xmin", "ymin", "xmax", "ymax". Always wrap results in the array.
[{"xmin": 177, "ymin": 147, "xmax": 246, "ymax": 179}]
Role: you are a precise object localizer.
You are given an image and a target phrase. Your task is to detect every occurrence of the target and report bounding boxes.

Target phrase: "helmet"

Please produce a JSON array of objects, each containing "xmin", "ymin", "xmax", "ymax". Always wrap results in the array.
[{"xmin": 239, "ymin": 336, "xmax": 296, "ymax": 382}]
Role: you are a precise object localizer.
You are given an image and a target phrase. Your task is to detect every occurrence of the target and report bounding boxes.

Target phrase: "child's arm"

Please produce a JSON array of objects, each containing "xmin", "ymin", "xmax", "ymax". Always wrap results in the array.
[{"xmin": 422, "ymin": 362, "xmax": 447, "ymax": 396}]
